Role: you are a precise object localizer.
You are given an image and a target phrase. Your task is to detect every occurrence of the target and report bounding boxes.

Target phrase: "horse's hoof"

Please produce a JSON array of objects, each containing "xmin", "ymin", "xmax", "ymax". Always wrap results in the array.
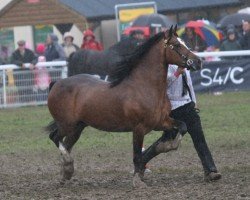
[
  {"xmin": 61, "ymin": 160, "xmax": 74, "ymax": 180},
  {"xmin": 132, "ymin": 173, "xmax": 148, "ymax": 189}
]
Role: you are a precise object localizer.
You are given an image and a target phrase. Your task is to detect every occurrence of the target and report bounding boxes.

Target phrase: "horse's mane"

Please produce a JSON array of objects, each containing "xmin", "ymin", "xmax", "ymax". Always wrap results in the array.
[{"xmin": 109, "ymin": 32, "xmax": 165, "ymax": 87}]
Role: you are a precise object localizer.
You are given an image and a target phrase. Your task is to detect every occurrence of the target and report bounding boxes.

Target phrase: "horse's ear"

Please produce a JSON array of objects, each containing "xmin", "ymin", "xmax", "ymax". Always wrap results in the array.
[
  {"xmin": 168, "ymin": 25, "xmax": 173, "ymax": 37},
  {"xmin": 174, "ymin": 24, "xmax": 178, "ymax": 36}
]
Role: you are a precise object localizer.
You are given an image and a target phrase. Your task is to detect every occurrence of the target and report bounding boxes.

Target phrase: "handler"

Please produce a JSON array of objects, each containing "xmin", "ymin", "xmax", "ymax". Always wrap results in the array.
[{"xmin": 165, "ymin": 64, "xmax": 221, "ymax": 182}]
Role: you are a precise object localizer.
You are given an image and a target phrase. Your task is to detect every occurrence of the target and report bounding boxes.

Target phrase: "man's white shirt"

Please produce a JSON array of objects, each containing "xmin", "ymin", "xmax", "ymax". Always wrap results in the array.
[{"xmin": 167, "ymin": 65, "xmax": 196, "ymax": 110}]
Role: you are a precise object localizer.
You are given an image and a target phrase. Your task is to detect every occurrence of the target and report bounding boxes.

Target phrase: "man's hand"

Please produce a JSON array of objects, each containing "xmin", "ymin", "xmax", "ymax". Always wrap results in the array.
[
  {"xmin": 177, "ymin": 66, "xmax": 185, "ymax": 74},
  {"xmin": 29, "ymin": 63, "xmax": 35, "ymax": 70}
]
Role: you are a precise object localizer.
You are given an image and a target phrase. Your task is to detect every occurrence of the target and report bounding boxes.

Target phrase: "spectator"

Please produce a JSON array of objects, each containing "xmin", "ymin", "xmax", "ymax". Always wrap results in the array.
[
  {"xmin": 81, "ymin": 29, "xmax": 103, "ymax": 51},
  {"xmin": 129, "ymin": 29, "xmax": 146, "ymax": 46},
  {"xmin": 10, "ymin": 40, "xmax": 37, "ymax": 102},
  {"xmin": 36, "ymin": 43, "xmax": 46, "ymax": 57},
  {"xmin": 0, "ymin": 45, "xmax": 10, "ymax": 64},
  {"xmin": 10, "ymin": 40, "xmax": 37, "ymax": 69},
  {"xmin": 240, "ymin": 20, "xmax": 250, "ymax": 50},
  {"xmin": 220, "ymin": 28, "xmax": 241, "ymax": 60},
  {"xmin": 181, "ymin": 27, "xmax": 207, "ymax": 52},
  {"xmin": 45, "ymin": 33, "xmax": 66, "ymax": 61},
  {"xmin": 62, "ymin": 32, "xmax": 79, "ymax": 58},
  {"xmin": 33, "ymin": 55, "xmax": 51, "ymax": 102}
]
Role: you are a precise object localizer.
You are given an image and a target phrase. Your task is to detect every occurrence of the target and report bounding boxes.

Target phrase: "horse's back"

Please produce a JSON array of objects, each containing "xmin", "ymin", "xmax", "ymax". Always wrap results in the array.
[
  {"xmin": 68, "ymin": 49, "xmax": 111, "ymax": 76},
  {"xmin": 50, "ymin": 74, "xmax": 107, "ymax": 96}
]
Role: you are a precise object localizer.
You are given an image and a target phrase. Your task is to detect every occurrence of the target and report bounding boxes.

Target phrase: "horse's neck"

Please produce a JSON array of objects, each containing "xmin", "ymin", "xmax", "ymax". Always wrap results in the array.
[{"xmin": 132, "ymin": 42, "xmax": 167, "ymax": 91}]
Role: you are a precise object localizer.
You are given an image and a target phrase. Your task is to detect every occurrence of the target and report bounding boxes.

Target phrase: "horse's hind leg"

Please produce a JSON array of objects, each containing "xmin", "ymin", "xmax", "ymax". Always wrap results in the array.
[
  {"xmin": 142, "ymin": 119, "xmax": 187, "ymax": 166},
  {"xmin": 59, "ymin": 122, "xmax": 86, "ymax": 182}
]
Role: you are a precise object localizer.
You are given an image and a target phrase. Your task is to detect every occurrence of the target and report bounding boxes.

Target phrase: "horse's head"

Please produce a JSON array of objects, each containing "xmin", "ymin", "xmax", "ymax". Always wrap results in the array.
[{"xmin": 164, "ymin": 25, "xmax": 202, "ymax": 71}]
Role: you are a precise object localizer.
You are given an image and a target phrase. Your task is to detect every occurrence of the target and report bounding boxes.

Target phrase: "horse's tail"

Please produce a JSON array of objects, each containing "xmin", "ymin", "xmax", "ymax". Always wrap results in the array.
[{"xmin": 45, "ymin": 120, "xmax": 60, "ymax": 147}]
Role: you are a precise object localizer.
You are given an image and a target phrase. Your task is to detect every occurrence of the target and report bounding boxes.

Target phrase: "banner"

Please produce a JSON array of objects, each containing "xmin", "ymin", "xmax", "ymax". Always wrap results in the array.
[
  {"xmin": 190, "ymin": 59, "xmax": 250, "ymax": 93},
  {"xmin": 115, "ymin": 2, "xmax": 157, "ymax": 41}
]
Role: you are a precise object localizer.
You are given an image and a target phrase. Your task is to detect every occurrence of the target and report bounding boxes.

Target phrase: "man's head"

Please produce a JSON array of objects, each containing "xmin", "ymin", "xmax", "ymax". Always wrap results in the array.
[
  {"xmin": 46, "ymin": 33, "xmax": 58, "ymax": 45},
  {"xmin": 63, "ymin": 32, "xmax": 74, "ymax": 45},
  {"xmin": 17, "ymin": 40, "xmax": 26, "ymax": 52},
  {"xmin": 130, "ymin": 30, "xmax": 145, "ymax": 40},
  {"xmin": 242, "ymin": 20, "xmax": 250, "ymax": 33},
  {"xmin": 185, "ymin": 27, "xmax": 195, "ymax": 39},
  {"xmin": 227, "ymin": 28, "xmax": 236, "ymax": 41}
]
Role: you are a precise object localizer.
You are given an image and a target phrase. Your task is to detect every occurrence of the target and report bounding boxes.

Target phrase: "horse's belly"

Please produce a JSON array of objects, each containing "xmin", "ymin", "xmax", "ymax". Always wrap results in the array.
[{"xmin": 86, "ymin": 119, "xmax": 133, "ymax": 132}]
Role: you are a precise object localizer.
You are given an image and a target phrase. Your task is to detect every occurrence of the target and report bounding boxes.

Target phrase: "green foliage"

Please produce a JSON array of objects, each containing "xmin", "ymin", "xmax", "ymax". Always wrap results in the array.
[{"xmin": 0, "ymin": 92, "xmax": 249, "ymax": 153}]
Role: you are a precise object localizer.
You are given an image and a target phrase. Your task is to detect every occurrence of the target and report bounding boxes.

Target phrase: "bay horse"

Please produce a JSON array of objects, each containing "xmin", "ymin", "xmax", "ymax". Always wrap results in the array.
[
  {"xmin": 67, "ymin": 37, "xmax": 140, "ymax": 77},
  {"xmin": 46, "ymin": 26, "xmax": 202, "ymax": 188}
]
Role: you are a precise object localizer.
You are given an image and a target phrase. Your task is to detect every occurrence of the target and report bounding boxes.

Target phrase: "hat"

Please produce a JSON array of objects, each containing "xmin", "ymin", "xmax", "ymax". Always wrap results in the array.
[
  {"xmin": 227, "ymin": 28, "xmax": 235, "ymax": 35},
  {"xmin": 63, "ymin": 32, "xmax": 74, "ymax": 40},
  {"xmin": 36, "ymin": 43, "xmax": 45, "ymax": 54},
  {"xmin": 17, "ymin": 40, "xmax": 25, "ymax": 46},
  {"xmin": 83, "ymin": 29, "xmax": 95, "ymax": 39}
]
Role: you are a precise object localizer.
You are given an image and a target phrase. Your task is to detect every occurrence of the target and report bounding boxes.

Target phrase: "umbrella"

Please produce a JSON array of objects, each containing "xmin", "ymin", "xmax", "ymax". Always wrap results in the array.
[
  {"xmin": 177, "ymin": 20, "xmax": 223, "ymax": 47},
  {"xmin": 131, "ymin": 13, "xmax": 174, "ymax": 28},
  {"xmin": 123, "ymin": 26, "xmax": 150, "ymax": 37},
  {"xmin": 217, "ymin": 13, "xmax": 250, "ymax": 28}
]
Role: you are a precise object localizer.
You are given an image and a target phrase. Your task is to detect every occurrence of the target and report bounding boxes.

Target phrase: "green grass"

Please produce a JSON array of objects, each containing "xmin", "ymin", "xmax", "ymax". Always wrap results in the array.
[{"xmin": 0, "ymin": 91, "xmax": 249, "ymax": 153}]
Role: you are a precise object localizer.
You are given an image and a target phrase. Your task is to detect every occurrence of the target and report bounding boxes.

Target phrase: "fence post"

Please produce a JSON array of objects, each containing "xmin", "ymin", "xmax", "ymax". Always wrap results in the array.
[
  {"xmin": 2, "ymin": 69, "xmax": 7, "ymax": 107},
  {"xmin": 61, "ymin": 66, "xmax": 68, "ymax": 79}
]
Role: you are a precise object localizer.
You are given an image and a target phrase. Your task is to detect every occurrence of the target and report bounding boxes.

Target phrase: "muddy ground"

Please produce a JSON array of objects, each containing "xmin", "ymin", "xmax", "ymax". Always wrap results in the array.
[{"xmin": 0, "ymin": 145, "xmax": 249, "ymax": 200}]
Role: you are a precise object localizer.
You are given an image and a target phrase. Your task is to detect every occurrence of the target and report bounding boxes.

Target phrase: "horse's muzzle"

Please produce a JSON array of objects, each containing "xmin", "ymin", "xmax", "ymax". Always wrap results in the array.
[{"xmin": 187, "ymin": 58, "xmax": 202, "ymax": 71}]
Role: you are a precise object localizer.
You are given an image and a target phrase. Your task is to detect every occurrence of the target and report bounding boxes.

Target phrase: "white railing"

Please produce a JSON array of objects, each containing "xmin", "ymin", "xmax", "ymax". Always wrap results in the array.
[
  {"xmin": 0, "ymin": 61, "xmax": 67, "ymax": 70},
  {"xmin": 196, "ymin": 50, "xmax": 250, "ymax": 58},
  {"xmin": 0, "ymin": 61, "xmax": 68, "ymax": 108}
]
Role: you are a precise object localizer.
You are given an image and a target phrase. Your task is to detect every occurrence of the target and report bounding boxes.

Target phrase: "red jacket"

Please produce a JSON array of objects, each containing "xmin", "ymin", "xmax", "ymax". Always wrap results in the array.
[{"xmin": 81, "ymin": 29, "xmax": 103, "ymax": 51}]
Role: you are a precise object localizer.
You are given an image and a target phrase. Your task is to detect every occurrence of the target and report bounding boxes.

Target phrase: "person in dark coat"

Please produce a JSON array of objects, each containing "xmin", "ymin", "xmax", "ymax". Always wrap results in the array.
[
  {"xmin": 10, "ymin": 40, "xmax": 37, "ymax": 102},
  {"xmin": 45, "ymin": 33, "xmax": 66, "ymax": 61},
  {"xmin": 181, "ymin": 27, "xmax": 207, "ymax": 52},
  {"xmin": 10, "ymin": 40, "xmax": 37, "ymax": 69},
  {"xmin": 240, "ymin": 20, "xmax": 250, "ymax": 50},
  {"xmin": 220, "ymin": 28, "xmax": 242, "ymax": 60},
  {"xmin": 129, "ymin": 29, "xmax": 146, "ymax": 46}
]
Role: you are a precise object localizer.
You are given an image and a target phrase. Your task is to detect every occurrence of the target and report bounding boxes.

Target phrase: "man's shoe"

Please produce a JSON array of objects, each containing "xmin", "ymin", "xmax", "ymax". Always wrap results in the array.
[{"xmin": 204, "ymin": 172, "xmax": 222, "ymax": 182}]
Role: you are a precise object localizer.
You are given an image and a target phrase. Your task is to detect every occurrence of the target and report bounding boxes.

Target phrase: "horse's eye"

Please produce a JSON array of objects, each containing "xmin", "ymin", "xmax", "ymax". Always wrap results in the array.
[{"xmin": 176, "ymin": 44, "xmax": 181, "ymax": 48}]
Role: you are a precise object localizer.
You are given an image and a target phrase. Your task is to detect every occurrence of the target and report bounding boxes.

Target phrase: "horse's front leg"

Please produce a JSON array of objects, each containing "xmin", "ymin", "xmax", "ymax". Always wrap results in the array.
[
  {"xmin": 132, "ymin": 125, "xmax": 148, "ymax": 188},
  {"xmin": 142, "ymin": 118, "xmax": 187, "ymax": 165}
]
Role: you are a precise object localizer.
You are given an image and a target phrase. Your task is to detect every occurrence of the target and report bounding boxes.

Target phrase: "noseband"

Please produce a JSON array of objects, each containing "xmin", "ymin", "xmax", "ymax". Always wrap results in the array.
[{"xmin": 164, "ymin": 39, "xmax": 194, "ymax": 69}]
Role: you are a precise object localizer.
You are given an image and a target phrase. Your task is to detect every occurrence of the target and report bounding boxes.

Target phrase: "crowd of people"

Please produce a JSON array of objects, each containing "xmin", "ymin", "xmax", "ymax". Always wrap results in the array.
[
  {"xmin": 182, "ymin": 20, "xmax": 250, "ymax": 58},
  {"xmin": 0, "ymin": 29, "xmax": 103, "ymax": 103}
]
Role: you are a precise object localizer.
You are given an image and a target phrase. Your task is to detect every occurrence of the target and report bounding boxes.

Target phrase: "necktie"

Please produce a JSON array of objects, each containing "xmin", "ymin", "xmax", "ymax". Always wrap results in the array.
[{"xmin": 182, "ymin": 72, "xmax": 193, "ymax": 100}]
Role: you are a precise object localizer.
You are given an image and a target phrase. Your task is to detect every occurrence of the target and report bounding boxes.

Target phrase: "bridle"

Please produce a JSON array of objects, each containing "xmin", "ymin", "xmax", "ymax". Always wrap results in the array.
[{"xmin": 164, "ymin": 38, "xmax": 194, "ymax": 69}]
